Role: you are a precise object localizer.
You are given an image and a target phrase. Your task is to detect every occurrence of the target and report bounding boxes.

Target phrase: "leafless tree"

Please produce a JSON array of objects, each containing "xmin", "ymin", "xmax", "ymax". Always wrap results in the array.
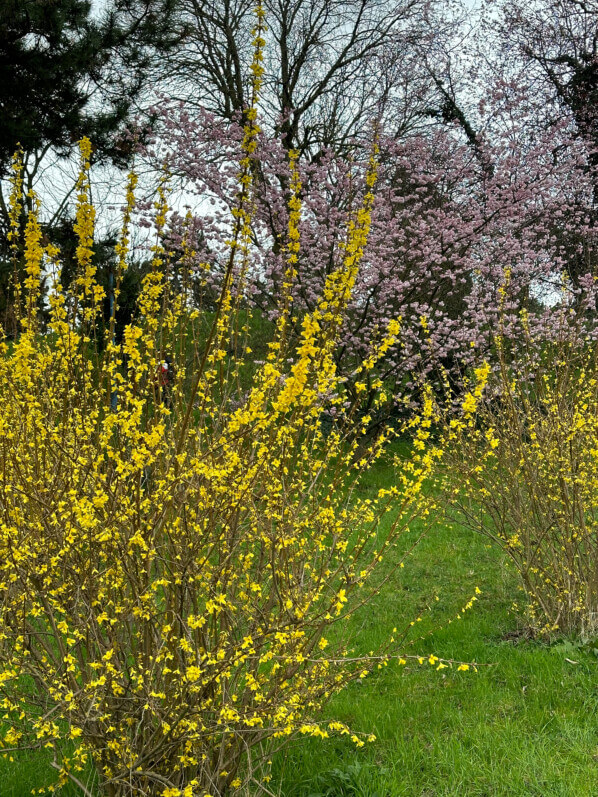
[
  {"xmin": 496, "ymin": 0, "xmax": 598, "ymax": 280},
  {"xmin": 499, "ymin": 0, "xmax": 598, "ymax": 182},
  {"xmin": 164, "ymin": 0, "xmax": 436, "ymax": 155}
]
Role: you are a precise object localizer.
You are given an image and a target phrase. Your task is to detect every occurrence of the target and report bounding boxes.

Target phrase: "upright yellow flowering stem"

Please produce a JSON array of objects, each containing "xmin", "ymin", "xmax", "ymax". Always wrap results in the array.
[
  {"xmin": 105, "ymin": 167, "xmax": 138, "ymax": 407},
  {"xmin": 7, "ymin": 148, "xmax": 24, "ymax": 332},
  {"xmin": 22, "ymin": 191, "xmax": 44, "ymax": 330},
  {"xmin": 140, "ymin": 172, "xmax": 171, "ymax": 370},
  {"xmin": 7, "ymin": 149, "xmax": 24, "ymax": 257},
  {"xmin": 110, "ymin": 168, "xmax": 138, "ymax": 336},
  {"xmin": 174, "ymin": 1, "xmax": 267, "ymax": 459},
  {"xmin": 73, "ymin": 138, "xmax": 104, "ymax": 327},
  {"xmin": 270, "ymin": 131, "xmax": 380, "ymax": 414}
]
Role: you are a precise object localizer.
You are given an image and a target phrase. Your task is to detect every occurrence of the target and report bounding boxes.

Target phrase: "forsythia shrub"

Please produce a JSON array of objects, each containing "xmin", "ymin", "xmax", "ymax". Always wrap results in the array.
[
  {"xmin": 0, "ymin": 7, "xmax": 472, "ymax": 796},
  {"xmin": 443, "ymin": 292, "xmax": 598, "ymax": 638}
]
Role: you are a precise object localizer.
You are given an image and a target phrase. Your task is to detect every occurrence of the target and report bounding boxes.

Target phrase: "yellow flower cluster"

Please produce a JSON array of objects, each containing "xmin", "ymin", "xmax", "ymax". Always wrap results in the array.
[{"xmin": 0, "ymin": 6, "xmax": 457, "ymax": 795}]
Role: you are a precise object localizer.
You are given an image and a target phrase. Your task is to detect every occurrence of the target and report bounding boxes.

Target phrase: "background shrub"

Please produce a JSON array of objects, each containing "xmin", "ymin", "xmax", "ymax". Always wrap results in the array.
[{"xmin": 442, "ymin": 306, "xmax": 598, "ymax": 638}]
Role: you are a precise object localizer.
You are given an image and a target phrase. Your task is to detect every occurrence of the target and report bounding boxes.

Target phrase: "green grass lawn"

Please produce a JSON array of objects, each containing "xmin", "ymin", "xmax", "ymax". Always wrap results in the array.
[
  {"xmin": 2, "ymin": 457, "xmax": 598, "ymax": 796},
  {"xmin": 270, "ymin": 511, "xmax": 598, "ymax": 797}
]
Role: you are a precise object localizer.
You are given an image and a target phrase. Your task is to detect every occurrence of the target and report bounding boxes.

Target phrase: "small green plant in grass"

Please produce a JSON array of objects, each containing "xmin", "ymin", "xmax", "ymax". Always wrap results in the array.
[{"xmin": 302, "ymin": 760, "xmax": 387, "ymax": 797}]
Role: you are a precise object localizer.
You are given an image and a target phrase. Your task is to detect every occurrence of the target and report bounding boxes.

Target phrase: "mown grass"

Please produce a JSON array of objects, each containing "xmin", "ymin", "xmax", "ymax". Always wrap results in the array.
[
  {"xmin": 2, "ymin": 448, "xmax": 598, "ymax": 795},
  {"xmin": 270, "ymin": 456, "xmax": 598, "ymax": 796}
]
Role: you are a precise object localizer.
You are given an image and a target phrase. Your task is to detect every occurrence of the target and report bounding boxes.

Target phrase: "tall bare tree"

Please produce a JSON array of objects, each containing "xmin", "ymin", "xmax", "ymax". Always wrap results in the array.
[
  {"xmin": 499, "ymin": 0, "xmax": 597, "ymax": 138},
  {"xmin": 165, "ymin": 0, "xmax": 434, "ymax": 155},
  {"xmin": 497, "ymin": 0, "xmax": 598, "ymax": 280}
]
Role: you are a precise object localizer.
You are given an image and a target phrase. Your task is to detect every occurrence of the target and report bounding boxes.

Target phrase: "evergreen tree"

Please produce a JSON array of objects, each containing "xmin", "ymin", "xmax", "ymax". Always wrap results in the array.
[
  {"xmin": 0, "ymin": 0, "xmax": 177, "ymax": 175},
  {"xmin": 0, "ymin": 0, "xmax": 178, "ymax": 333}
]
